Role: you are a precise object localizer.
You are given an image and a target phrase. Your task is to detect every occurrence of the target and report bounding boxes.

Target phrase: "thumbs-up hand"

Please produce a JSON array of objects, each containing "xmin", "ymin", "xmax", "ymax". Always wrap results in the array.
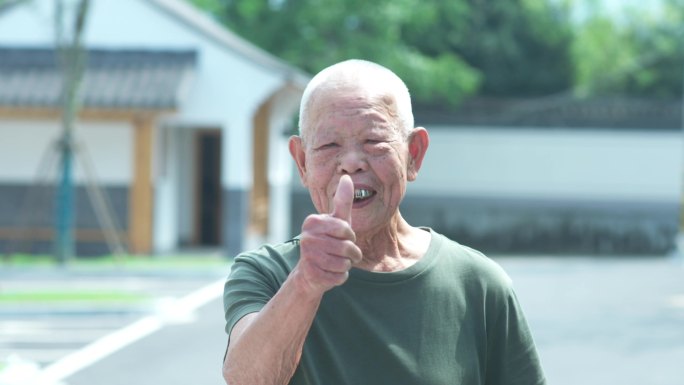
[
  {"xmin": 331, "ymin": 174, "xmax": 354, "ymax": 225},
  {"xmin": 294, "ymin": 175, "xmax": 363, "ymax": 297}
]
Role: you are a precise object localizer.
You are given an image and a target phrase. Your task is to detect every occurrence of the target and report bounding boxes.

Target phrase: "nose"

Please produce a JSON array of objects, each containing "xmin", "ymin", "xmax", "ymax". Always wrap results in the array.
[{"xmin": 337, "ymin": 147, "xmax": 367, "ymax": 175}]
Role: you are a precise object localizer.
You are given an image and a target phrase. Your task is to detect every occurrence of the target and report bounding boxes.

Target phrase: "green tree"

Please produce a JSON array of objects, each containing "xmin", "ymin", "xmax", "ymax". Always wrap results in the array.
[
  {"xmin": 403, "ymin": 0, "xmax": 575, "ymax": 98},
  {"xmin": 571, "ymin": 0, "xmax": 684, "ymax": 98},
  {"xmin": 223, "ymin": 0, "xmax": 481, "ymax": 105},
  {"xmin": 189, "ymin": 0, "xmax": 574, "ymax": 105}
]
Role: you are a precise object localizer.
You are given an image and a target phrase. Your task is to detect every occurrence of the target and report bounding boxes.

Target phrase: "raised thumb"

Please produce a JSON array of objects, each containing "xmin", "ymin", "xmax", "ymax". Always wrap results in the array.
[{"xmin": 331, "ymin": 175, "xmax": 354, "ymax": 225}]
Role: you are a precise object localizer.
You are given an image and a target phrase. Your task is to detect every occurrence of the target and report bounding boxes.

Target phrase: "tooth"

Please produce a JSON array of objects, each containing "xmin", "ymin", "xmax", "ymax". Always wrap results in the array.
[{"xmin": 354, "ymin": 189, "xmax": 371, "ymax": 199}]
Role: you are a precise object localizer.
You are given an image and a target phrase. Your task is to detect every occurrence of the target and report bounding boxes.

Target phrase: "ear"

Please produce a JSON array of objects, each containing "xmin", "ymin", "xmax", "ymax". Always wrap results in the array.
[
  {"xmin": 407, "ymin": 127, "xmax": 429, "ymax": 182},
  {"xmin": 289, "ymin": 135, "xmax": 308, "ymax": 186}
]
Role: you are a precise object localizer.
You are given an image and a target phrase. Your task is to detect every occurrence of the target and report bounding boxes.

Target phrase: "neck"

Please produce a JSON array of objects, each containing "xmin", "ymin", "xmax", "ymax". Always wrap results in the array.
[{"xmin": 354, "ymin": 214, "xmax": 429, "ymax": 272}]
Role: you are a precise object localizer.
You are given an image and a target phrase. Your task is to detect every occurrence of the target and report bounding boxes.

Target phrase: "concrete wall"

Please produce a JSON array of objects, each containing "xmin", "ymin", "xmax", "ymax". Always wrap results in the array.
[
  {"xmin": 0, "ymin": 119, "xmax": 132, "ymax": 183},
  {"xmin": 0, "ymin": 119, "xmax": 132, "ymax": 255},
  {"xmin": 0, "ymin": 185, "xmax": 128, "ymax": 255},
  {"xmin": 292, "ymin": 126, "xmax": 683, "ymax": 255},
  {"xmin": 413, "ymin": 126, "xmax": 681, "ymax": 203}
]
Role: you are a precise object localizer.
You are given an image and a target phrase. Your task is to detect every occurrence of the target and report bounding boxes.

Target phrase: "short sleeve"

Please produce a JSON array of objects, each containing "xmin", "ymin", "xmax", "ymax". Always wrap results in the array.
[
  {"xmin": 223, "ymin": 248, "xmax": 289, "ymax": 338},
  {"xmin": 485, "ymin": 285, "xmax": 546, "ymax": 385}
]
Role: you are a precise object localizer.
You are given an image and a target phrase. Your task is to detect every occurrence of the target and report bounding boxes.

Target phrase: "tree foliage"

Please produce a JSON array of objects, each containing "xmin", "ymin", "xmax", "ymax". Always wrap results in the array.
[
  {"xmin": 401, "ymin": 0, "xmax": 575, "ymax": 98},
  {"xmin": 190, "ymin": 0, "xmax": 574, "ymax": 105},
  {"xmin": 571, "ymin": 0, "xmax": 684, "ymax": 99},
  {"xmin": 189, "ymin": 0, "xmax": 683, "ymax": 103}
]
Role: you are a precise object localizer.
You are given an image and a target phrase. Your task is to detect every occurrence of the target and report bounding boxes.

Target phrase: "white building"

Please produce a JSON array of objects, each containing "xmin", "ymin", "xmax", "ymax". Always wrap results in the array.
[{"xmin": 0, "ymin": 0, "xmax": 308, "ymax": 256}]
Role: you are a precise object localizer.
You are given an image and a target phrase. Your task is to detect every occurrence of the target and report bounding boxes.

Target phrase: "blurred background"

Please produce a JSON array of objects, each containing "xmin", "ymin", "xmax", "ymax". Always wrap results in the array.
[
  {"xmin": 0, "ymin": 0, "xmax": 681, "ymax": 260},
  {"xmin": 0, "ymin": 0, "xmax": 682, "ymax": 384}
]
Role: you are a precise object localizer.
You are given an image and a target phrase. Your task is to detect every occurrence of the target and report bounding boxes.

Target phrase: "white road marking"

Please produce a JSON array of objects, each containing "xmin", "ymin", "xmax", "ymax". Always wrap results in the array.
[
  {"xmin": 32, "ymin": 278, "xmax": 225, "ymax": 385},
  {"xmin": 667, "ymin": 294, "xmax": 684, "ymax": 308}
]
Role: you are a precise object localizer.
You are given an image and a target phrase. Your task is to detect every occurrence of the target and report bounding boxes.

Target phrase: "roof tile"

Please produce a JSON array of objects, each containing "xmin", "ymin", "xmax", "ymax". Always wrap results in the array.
[{"xmin": 0, "ymin": 46, "xmax": 197, "ymax": 110}]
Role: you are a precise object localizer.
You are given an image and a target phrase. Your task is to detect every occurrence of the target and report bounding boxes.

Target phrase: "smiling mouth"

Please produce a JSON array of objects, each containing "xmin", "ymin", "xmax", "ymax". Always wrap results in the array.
[{"xmin": 354, "ymin": 189, "xmax": 375, "ymax": 202}]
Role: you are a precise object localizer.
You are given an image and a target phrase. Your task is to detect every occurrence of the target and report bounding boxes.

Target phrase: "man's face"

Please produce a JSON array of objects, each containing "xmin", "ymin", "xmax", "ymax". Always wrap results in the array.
[{"xmin": 291, "ymin": 86, "xmax": 416, "ymax": 233}]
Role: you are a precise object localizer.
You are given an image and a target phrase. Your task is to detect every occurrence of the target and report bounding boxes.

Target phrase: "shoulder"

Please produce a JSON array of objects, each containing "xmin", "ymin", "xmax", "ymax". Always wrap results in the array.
[
  {"xmin": 430, "ymin": 229, "xmax": 513, "ymax": 291},
  {"xmin": 234, "ymin": 238, "xmax": 300, "ymax": 267},
  {"xmin": 229, "ymin": 238, "xmax": 301, "ymax": 285},
  {"xmin": 223, "ymin": 240, "xmax": 300, "ymax": 336},
  {"xmin": 223, "ymin": 238, "xmax": 300, "ymax": 311}
]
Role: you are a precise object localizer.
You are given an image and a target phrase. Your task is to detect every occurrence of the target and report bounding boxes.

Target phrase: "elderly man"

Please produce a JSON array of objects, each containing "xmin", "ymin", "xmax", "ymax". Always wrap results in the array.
[{"xmin": 222, "ymin": 59, "xmax": 546, "ymax": 385}]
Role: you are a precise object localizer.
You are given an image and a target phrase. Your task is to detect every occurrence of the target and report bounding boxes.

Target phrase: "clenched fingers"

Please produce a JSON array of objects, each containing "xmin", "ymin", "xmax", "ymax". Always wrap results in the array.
[{"xmin": 299, "ymin": 235, "xmax": 362, "ymax": 267}]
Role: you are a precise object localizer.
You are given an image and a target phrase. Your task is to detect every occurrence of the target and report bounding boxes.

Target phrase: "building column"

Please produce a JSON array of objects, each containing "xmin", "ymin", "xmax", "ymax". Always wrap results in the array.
[
  {"xmin": 222, "ymin": 114, "xmax": 252, "ymax": 258},
  {"xmin": 128, "ymin": 116, "xmax": 155, "ymax": 254},
  {"xmin": 251, "ymin": 99, "xmax": 271, "ymax": 238}
]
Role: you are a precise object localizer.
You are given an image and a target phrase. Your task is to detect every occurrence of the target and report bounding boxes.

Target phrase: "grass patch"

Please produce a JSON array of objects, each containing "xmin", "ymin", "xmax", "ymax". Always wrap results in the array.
[
  {"xmin": 0, "ymin": 290, "xmax": 149, "ymax": 303},
  {"xmin": 2, "ymin": 253, "xmax": 230, "ymax": 270}
]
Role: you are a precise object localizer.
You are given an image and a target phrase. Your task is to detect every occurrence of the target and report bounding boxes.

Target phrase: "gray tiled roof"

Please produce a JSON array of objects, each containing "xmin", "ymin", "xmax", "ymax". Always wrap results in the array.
[
  {"xmin": 414, "ymin": 97, "xmax": 683, "ymax": 130},
  {"xmin": 0, "ymin": 46, "xmax": 197, "ymax": 110}
]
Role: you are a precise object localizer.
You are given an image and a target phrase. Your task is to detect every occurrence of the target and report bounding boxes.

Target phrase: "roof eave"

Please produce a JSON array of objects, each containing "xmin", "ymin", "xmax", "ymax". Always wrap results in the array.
[
  {"xmin": 144, "ymin": 0, "xmax": 310, "ymax": 90},
  {"xmin": 0, "ymin": 105, "xmax": 176, "ymax": 121}
]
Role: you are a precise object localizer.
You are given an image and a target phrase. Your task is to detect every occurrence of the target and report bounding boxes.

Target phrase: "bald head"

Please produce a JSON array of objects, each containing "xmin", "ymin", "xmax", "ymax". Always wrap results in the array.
[{"xmin": 298, "ymin": 60, "xmax": 414, "ymax": 144}]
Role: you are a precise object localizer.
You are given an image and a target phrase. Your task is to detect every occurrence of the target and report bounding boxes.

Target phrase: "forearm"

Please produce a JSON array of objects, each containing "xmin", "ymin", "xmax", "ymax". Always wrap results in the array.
[
  {"xmin": 224, "ymin": 182, "xmax": 360, "ymax": 385},
  {"xmin": 223, "ymin": 270, "xmax": 323, "ymax": 385}
]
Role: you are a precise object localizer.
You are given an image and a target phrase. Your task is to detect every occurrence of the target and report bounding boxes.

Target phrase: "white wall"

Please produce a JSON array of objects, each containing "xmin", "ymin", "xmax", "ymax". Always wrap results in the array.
[
  {"xmin": 87, "ymin": 0, "xmax": 285, "ymax": 190},
  {"xmin": 0, "ymin": 119, "xmax": 132, "ymax": 184},
  {"xmin": 266, "ymin": 87, "xmax": 301, "ymax": 243},
  {"xmin": 153, "ymin": 125, "xmax": 179, "ymax": 253},
  {"xmin": 412, "ymin": 126, "xmax": 683, "ymax": 204},
  {"xmin": 0, "ymin": 0, "xmax": 54, "ymax": 43}
]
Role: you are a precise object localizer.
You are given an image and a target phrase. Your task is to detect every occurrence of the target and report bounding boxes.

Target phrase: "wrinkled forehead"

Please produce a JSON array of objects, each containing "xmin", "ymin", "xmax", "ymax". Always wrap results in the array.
[
  {"xmin": 305, "ymin": 82, "xmax": 400, "ymax": 131},
  {"xmin": 314, "ymin": 82, "xmax": 395, "ymax": 110}
]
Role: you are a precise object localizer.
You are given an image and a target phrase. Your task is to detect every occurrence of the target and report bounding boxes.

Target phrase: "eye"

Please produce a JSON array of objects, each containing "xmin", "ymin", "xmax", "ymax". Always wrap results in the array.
[{"xmin": 315, "ymin": 142, "xmax": 338, "ymax": 151}]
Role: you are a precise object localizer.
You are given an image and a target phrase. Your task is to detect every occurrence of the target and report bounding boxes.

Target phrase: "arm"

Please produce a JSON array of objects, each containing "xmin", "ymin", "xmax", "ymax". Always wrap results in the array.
[
  {"xmin": 222, "ymin": 175, "xmax": 361, "ymax": 385},
  {"xmin": 222, "ymin": 271, "xmax": 323, "ymax": 385}
]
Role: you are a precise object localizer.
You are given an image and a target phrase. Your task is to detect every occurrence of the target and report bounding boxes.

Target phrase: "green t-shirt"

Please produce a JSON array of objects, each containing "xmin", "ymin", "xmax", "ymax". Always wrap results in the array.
[{"xmin": 224, "ymin": 229, "xmax": 546, "ymax": 385}]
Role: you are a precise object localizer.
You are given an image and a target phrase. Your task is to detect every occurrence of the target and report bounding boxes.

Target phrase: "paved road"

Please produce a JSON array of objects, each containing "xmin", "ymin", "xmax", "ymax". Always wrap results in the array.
[
  {"xmin": 0, "ymin": 265, "xmax": 229, "ymax": 385},
  {"xmin": 496, "ymin": 256, "xmax": 684, "ymax": 385},
  {"xmin": 3, "ymin": 256, "xmax": 684, "ymax": 385},
  {"xmin": 65, "ymin": 297, "xmax": 226, "ymax": 385}
]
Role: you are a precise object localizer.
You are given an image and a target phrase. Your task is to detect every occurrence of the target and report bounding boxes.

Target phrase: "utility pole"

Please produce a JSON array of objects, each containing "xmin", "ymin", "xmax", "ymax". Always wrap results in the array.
[{"xmin": 54, "ymin": 0, "xmax": 90, "ymax": 264}]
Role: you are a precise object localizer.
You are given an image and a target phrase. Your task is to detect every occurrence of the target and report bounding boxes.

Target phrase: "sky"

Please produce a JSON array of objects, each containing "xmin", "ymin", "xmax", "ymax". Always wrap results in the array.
[{"xmin": 571, "ymin": 0, "xmax": 665, "ymax": 23}]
